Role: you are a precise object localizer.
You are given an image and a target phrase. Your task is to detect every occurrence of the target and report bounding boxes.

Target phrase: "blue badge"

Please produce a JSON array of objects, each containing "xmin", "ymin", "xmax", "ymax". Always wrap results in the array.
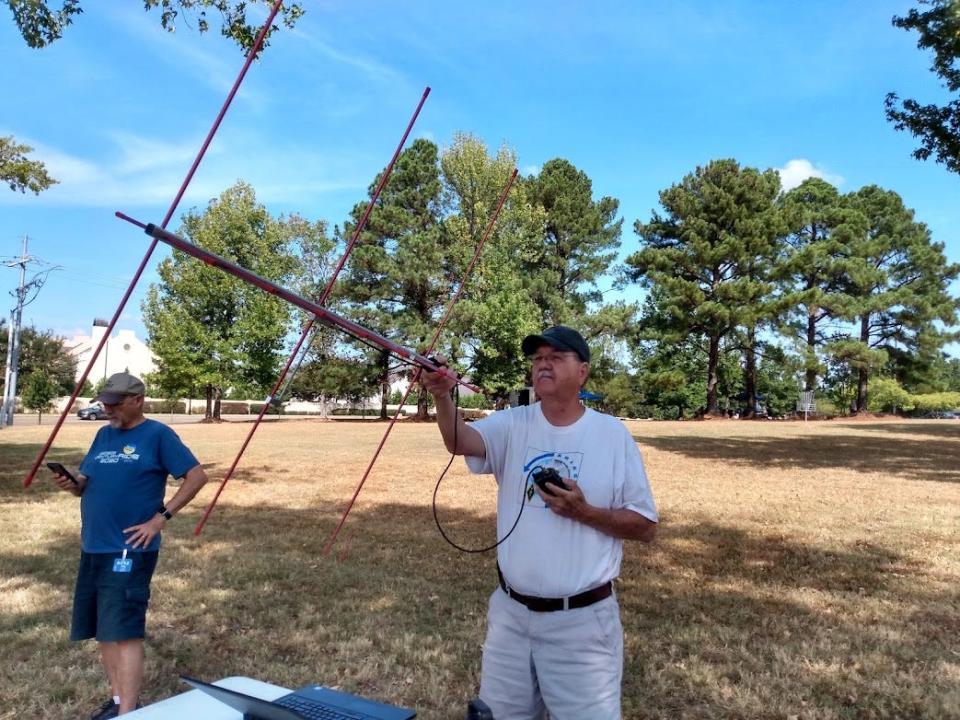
[{"xmin": 113, "ymin": 549, "xmax": 133, "ymax": 573}]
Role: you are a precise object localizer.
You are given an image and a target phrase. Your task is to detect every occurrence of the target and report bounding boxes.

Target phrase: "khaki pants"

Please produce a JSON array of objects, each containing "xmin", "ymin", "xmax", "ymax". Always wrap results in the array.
[{"xmin": 479, "ymin": 587, "xmax": 623, "ymax": 720}]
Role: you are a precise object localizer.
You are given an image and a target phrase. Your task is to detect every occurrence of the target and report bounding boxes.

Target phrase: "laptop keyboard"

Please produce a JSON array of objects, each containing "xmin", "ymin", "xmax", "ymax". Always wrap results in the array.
[{"xmin": 276, "ymin": 695, "xmax": 367, "ymax": 720}]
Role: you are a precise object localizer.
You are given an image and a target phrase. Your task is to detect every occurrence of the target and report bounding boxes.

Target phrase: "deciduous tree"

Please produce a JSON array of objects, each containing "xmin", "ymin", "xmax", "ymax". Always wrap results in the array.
[
  {"xmin": 885, "ymin": 0, "xmax": 960, "ymax": 173},
  {"xmin": 142, "ymin": 181, "xmax": 299, "ymax": 419},
  {"xmin": 440, "ymin": 134, "xmax": 543, "ymax": 396},
  {"xmin": 0, "ymin": 136, "xmax": 56, "ymax": 194},
  {"xmin": 21, "ymin": 368, "xmax": 60, "ymax": 423},
  {"xmin": 286, "ymin": 351, "xmax": 380, "ymax": 407},
  {"xmin": 0, "ymin": 321, "xmax": 76, "ymax": 395},
  {"xmin": 4, "ymin": 0, "xmax": 302, "ymax": 52}
]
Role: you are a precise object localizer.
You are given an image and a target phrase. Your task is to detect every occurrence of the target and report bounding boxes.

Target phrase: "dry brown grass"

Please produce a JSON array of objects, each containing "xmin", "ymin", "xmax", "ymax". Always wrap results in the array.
[{"xmin": 1, "ymin": 417, "xmax": 958, "ymax": 719}]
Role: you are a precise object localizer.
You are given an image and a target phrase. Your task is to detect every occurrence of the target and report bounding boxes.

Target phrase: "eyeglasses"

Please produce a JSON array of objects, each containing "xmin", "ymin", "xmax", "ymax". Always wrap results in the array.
[
  {"xmin": 529, "ymin": 351, "xmax": 580, "ymax": 365},
  {"xmin": 102, "ymin": 396, "xmax": 136, "ymax": 408}
]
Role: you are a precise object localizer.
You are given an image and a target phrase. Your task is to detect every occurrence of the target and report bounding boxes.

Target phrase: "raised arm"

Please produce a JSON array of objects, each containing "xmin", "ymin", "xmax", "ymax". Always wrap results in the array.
[{"xmin": 420, "ymin": 364, "xmax": 486, "ymax": 458}]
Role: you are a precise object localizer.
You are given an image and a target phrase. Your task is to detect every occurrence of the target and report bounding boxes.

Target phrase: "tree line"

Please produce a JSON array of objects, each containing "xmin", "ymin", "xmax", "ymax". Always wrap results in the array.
[
  {"xmin": 5, "ymin": 0, "xmax": 960, "ymax": 419},
  {"xmin": 137, "ymin": 137, "xmax": 959, "ymax": 420}
]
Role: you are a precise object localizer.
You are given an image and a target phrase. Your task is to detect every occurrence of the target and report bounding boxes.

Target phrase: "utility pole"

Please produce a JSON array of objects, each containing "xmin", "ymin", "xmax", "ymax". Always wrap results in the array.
[
  {"xmin": 1, "ymin": 237, "xmax": 54, "ymax": 427},
  {"xmin": 2, "ymin": 237, "xmax": 31, "ymax": 426}
]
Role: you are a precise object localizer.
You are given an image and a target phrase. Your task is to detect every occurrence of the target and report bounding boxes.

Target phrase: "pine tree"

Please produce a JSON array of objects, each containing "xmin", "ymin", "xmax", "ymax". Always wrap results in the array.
[
  {"xmin": 525, "ymin": 159, "xmax": 622, "ymax": 323},
  {"xmin": 339, "ymin": 139, "xmax": 449, "ymax": 420},
  {"xmin": 834, "ymin": 185, "xmax": 960, "ymax": 412},
  {"xmin": 776, "ymin": 178, "xmax": 852, "ymax": 392},
  {"xmin": 626, "ymin": 159, "xmax": 783, "ymax": 415}
]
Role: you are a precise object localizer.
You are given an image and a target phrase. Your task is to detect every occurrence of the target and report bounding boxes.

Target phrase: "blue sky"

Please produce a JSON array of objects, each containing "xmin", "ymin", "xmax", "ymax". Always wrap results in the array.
[{"xmin": 1, "ymin": 1, "xmax": 957, "ymax": 355}]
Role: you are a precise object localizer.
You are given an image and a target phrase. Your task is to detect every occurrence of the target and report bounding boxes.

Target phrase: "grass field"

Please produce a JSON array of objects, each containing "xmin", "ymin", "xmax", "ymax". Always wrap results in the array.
[{"xmin": 1, "ymin": 417, "xmax": 958, "ymax": 719}]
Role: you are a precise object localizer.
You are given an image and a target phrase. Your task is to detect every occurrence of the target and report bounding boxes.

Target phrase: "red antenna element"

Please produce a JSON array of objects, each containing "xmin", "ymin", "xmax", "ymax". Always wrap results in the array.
[
  {"xmin": 22, "ymin": 0, "xmax": 288, "ymax": 488},
  {"xmin": 115, "ymin": 214, "xmax": 479, "ymax": 394},
  {"xmin": 193, "ymin": 87, "xmax": 431, "ymax": 535},
  {"xmin": 321, "ymin": 167, "xmax": 519, "ymax": 555}
]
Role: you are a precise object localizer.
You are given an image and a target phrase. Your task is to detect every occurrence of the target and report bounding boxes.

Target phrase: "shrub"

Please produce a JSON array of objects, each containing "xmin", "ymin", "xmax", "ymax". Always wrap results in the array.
[
  {"xmin": 142, "ymin": 400, "xmax": 186, "ymax": 413},
  {"xmin": 811, "ymin": 396, "xmax": 842, "ymax": 418},
  {"xmin": 457, "ymin": 393, "xmax": 493, "ymax": 410},
  {"xmin": 910, "ymin": 392, "xmax": 960, "ymax": 414},
  {"xmin": 219, "ymin": 401, "xmax": 253, "ymax": 414},
  {"xmin": 868, "ymin": 377, "xmax": 914, "ymax": 414},
  {"xmin": 330, "ymin": 407, "xmax": 375, "ymax": 416}
]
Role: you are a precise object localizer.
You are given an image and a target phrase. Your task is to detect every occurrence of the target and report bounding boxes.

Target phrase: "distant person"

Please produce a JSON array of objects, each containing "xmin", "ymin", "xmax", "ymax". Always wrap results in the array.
[
  {"xmin": 421, "ymin": 326, "xmax": 658, "ymax": 719},
  {"xmin": 50, "ymin": 372, "xmax": 208, "ymax": 718}
]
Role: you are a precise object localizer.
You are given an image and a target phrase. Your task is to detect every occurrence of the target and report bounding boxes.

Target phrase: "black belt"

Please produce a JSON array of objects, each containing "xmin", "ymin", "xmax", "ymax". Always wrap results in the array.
[{"xmin": 497, "ymin": 564, "xmax": 612, "ymax": 612}]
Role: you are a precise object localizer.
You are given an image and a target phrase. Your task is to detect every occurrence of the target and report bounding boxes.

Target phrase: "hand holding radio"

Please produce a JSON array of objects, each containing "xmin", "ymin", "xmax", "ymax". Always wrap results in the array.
[
  {"xmin": 532, "ymin": 466, "xmax": 590, "ymax": 521},
  {"xmin": 531, "ymin": 466, "xmax": 570, "ymax": 496}
]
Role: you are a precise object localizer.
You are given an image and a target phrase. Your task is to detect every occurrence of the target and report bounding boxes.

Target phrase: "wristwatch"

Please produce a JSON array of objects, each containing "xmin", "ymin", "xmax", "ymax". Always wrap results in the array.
[{"xmin": 157, "ymin": 505, "xmax": 174, "ymax": 521}]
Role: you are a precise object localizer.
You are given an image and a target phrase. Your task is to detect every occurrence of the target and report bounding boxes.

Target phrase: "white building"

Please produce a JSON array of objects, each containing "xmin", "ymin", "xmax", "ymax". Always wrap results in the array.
[{"xmin": 67, "ymin": 322, "xmax": 156, "ymax": 382}]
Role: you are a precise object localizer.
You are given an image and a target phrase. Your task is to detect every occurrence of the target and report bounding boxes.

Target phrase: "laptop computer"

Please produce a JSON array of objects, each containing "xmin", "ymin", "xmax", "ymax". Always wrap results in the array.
[{"xmin": 181, "ymin": 675, "xmax": 416, "ymax": 720}]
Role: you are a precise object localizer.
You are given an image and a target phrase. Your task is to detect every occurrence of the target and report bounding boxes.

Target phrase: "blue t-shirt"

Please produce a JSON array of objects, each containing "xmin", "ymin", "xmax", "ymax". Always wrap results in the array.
[{"xmin": 79, "ymin": 419, "xmax": 199, "ymax": 553}]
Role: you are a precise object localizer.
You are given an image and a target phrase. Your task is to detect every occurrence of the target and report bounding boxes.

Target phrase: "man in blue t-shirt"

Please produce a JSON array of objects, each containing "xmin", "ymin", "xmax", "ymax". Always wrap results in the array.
[{"xmin": 51, "ymin": 372, "xmax": 208, "ymax": 718}]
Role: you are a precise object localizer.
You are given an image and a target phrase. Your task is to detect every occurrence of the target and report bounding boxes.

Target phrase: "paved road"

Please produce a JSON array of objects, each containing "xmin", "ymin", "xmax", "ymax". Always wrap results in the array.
[{"xmin": 4, "ymin": 412, "xmax": 382, "ymax": 427}]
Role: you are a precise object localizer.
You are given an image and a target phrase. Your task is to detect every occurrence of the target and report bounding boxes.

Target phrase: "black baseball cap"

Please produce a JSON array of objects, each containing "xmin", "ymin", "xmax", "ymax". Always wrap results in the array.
[{"xmin": 521, "ymin": 326, "xmax": 590, "ymax": 362}]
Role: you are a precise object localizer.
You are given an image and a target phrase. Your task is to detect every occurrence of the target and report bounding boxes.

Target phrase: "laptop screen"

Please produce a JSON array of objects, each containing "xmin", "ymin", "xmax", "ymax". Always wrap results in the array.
[
  {"xmin": 180, "ymin": 676, "xmax": 416, "ymax": 720},
  {"xmin": 181, "ymin": 677, "xmax": 304, "ymax": 719}
]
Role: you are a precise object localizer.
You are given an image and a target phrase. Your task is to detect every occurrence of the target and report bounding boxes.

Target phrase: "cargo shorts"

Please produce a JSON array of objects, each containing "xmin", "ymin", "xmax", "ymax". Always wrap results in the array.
[{"xmin": 70, "ymin": 550, "xmax": 158, "ymax": 642}]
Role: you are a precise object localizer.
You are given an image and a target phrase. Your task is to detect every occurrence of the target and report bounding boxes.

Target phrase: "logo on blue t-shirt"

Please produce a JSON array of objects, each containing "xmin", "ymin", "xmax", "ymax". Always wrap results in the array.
[{"xmin": 91, "ymin": 445, "xmax": 140, "ymax": 464}]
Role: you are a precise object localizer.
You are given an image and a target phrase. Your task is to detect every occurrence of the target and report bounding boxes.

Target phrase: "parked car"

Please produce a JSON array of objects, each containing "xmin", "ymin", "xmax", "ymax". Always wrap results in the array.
[{"xmin": 77, "ymin": 403, "xmax": 108, "ymax": 420}]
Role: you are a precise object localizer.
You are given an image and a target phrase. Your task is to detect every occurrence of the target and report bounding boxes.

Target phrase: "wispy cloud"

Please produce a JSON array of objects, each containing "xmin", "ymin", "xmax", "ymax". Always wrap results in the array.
[
  {"xmin": 776, "ymin": 158, "xmax": 844, "ymax": 192},
  {"xmin": 290, "ymin": 28, "xmax": 407, "ymax": 87},
  {"xmin": 0, "ymin": 132, "xmax": 218, "ymax": 206},
  {"xmin": 109, "ymin": 132, "xmax": 205, "ymax": 175},
  {"xmin": 0, "ymin": 132, "xmax": 364, "ymax": 208},
  {"xmin": 104, "ymin": 5, "xmax": 263, "ymax": 103}
]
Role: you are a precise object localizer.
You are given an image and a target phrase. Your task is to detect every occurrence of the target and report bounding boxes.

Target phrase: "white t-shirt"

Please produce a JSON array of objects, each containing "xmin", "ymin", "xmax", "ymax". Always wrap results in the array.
[{"xmin": 465, "ymin": 403, "xmax": 658, "ymax": 597}]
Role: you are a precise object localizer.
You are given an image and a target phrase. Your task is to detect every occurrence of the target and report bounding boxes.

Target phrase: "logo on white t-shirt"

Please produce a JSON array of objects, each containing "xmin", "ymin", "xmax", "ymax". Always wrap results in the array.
[{"xmin": 522, "ymin": 449, "xmax": 583, "ymax": 506}]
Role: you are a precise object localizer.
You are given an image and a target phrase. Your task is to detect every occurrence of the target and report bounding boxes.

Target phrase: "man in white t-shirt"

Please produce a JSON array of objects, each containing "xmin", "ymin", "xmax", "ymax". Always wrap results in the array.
[{"xmin": 421, "ymin": 326, "xmax": 658, "ymax": 720}]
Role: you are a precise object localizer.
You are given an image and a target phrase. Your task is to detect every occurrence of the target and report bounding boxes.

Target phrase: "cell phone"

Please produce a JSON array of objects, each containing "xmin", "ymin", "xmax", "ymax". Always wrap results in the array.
[
  {"xmin": 47, "ymin": 462, "xmax": 79, "ymax": 485},
  {"xmin": 531, "ymin": 467, "xmax": 570, "ymax": 496}
]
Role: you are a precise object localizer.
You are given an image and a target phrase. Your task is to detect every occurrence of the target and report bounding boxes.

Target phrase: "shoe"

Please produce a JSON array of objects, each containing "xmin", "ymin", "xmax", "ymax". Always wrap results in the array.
[
  {"xmin": 89, "ymin": 699, "xmax": 142, "ymax": 718},
  {"xmin": 89, "ymin": 698, "xmax": 118, "ymax": 720}
]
